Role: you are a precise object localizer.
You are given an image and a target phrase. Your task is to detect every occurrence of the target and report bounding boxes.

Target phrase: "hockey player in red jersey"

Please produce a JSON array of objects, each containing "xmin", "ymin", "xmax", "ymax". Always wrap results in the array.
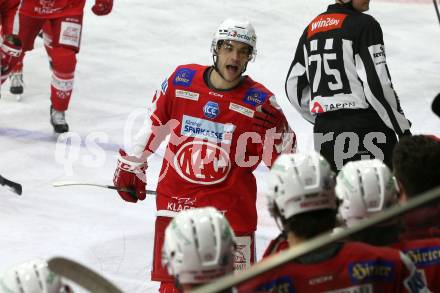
[
  {"xmin": 112, "ymin": 18, "xmax": 296, "ymax": 292},
  {"xmin": 162, "ymin": 207, "xmax": 235, "ymax": 292},
  {"xmin": 9, "ymin": 0, "xmax": 113, "ymax": 133},
  {"xmin": 0, "ymin": 0, "xmax": 19, "ymax": 35},
  {"xmin": 0, "ymin": 0, "xmax": 21, "ymax": 85},
  {"xmin": 239, "ymin": 152, "xmax": 427, "ymax": 292},
  {"xmin": 336, "ymin": 159, "xmax": 439, "ymax": 292},
  {"xmin": 393, "ymin": 135, "xmax": 440, "ymax": 240}
]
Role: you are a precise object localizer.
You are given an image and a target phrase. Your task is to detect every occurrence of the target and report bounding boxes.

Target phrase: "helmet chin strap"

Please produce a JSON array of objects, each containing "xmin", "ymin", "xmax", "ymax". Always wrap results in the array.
[{"xmin": 212, "ymin": 54, "xmax": 227, "ymax": 81}]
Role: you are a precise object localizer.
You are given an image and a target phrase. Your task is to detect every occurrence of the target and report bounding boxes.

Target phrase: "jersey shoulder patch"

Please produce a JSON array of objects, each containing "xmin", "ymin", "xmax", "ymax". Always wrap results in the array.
[{"xmin": 307, "ymin": 13, "xmax": 347, "ymax": 38}]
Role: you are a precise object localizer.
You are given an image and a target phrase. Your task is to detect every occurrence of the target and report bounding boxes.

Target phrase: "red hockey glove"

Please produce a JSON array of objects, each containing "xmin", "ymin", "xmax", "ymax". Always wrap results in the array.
[
  {"xmin": 253, "ymin": 101, "xmax": 297, "ymax": 166},
  {"xmin": 91, "ymin": 0, "xmax": 113, "ymax": 16},
  {"xmin": 1, "ymin": 34, "xmax": 22, "ymax": 83},
  {"xmin": 113, "ymin": 149, "xmax": 147, "ymax": 203},
  {"xmin": 253, "ymin": 102, "xmax": 287, "ymax": 137}
]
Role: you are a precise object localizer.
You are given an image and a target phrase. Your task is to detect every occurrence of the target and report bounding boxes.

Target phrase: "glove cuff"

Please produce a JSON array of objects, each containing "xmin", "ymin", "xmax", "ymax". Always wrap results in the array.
[
  {"xmin": 1, "ymin": 35, "xmax": 22, "ymax": 57},
  {"xmin": 117, "ymin": 150, "xmax": 147, "ymax": 173}
]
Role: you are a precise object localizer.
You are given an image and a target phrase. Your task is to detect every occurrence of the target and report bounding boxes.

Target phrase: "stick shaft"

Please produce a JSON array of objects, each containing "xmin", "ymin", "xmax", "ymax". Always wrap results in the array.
[
  {"xmin": 53, "ymin": 181, "xmax": 156, "ymax": 196},
  {"xmin": 106, "ymin": 185, "xmax": 156, "ymax": 195}
]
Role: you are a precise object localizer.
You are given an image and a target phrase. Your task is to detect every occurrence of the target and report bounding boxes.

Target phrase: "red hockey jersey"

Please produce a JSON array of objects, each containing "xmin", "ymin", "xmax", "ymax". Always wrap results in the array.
[
  {"xmin": 262, "ymin": 233, "xmax": 288, "ymax": 258},
  {"xmin": 0, "ymin": 0, "xmax": 19, "ymax": 35},
  {"xmin": 19, "ymin": 0, "xmax": 85, "ymax": 18},
  {"xmin": 393, "ymin": 238, "xmax": 440, "ymax": 293},
  {"xmin": 130, "ymin": 64, "xmax": 295, "ymax": 234},
  {"xmin": 400, "ymin": 206, "xmax": 440, "ymax": 241},
  {"xmin": 238, "ymin": 242, "xmax": 427, "ymax": 292}
]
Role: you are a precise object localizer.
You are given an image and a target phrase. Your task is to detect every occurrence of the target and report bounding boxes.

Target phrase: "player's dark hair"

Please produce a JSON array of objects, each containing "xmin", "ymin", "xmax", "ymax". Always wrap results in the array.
[
  {"xmin": 393, "ymin": 135, "xmax": 440, "ymax": 197},
  {"xmin": 350, "ymin": 223, "xmax": 401, "ymax": 246},
  {"xmin": 283, "ymin": 209, "xmax": 337, "ymax": 239}
]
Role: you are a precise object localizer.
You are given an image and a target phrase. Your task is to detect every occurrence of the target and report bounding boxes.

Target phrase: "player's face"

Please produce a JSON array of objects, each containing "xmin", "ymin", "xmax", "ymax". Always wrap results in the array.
[
  {"xmin": 216, "ymin": 40, "xmax": 252, "ymax": 82},
  {"xmin": 352, "ymin": 0, "xmax": 370, "ymax": 12}
]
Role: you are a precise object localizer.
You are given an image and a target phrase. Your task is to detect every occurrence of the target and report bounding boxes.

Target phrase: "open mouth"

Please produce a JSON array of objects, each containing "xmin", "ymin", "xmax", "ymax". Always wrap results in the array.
[{"xmin": 226, "ymin": 65, "xmax": 239, "ymax": 75}]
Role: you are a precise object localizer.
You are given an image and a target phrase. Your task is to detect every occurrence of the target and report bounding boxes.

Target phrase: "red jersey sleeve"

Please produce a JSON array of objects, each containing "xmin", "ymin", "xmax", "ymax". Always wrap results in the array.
[{"xmin": 129, "ymin": 70, "xmax": 175, "ymax": 160}]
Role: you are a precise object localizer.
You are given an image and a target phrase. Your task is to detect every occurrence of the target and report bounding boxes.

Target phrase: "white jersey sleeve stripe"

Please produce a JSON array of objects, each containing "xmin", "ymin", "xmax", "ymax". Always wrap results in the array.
[
  {"xmin": 285, "ymin": 59, "xmax": 315, "ymax": 124},
  {"xmin": 129, "ymin": 86, "xmax": 165, "ymax": 159},
  {"xmin": 342, "ymin": 39, "xmax": 365, "ymax": 99},
  {"xmin": 355, "ymin": 48, "xmax": 411, "ymax": 136}
]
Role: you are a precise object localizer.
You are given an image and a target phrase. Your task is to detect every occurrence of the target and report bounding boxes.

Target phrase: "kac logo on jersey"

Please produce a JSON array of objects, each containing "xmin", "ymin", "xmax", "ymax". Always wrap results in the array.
[
  {"xmin": 243, "ymin": 88, "xmax": 268, "ymax": 107},
  {"xmin": 174, "ymin": 141, "xmax": 231, "ymax": 185},
  {"xmin": 203, "ymin": 101, "xmax": 220, "ymax": 119},
  {"xmin": 173, "ymin": 68, "xmax": 196, "ymax": 87}
]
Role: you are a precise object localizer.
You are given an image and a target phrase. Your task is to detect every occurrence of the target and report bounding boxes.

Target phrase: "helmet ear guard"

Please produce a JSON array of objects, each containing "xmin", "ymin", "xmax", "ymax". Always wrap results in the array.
[
  {"xmin": 267, "ymin": 188, "xmax": 288, "ymax": 231},
  {"xmin": 335, "ymin": 159, "xmax": 399, "ymax": 227}
]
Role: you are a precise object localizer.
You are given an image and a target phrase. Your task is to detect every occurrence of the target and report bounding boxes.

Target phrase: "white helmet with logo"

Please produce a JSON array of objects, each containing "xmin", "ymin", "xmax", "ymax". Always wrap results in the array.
[
  {"xmin": 336, "ymin": 159, "xmax": 399, "ymax": 227},
  {"xmin": 0, "ymin": 259, "xmax": 69, "ymax": 293},
  {"xmin": 267, "ymin": 152, "xmax": 336, "ymax": 221},
  {"xmin": 211, "ymin": 18, "xmax": 257, "ymax": 61},
  {"xmin": 162, "ymin": 207, "xmax": 235, "ymax": 285}
]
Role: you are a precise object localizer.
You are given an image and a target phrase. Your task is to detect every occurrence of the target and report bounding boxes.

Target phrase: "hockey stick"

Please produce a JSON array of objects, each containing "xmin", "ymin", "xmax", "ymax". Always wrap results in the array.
[
  {"xmin": 53, "ymin": 181, "xmax": 157, "ymax": 197},
  {"xmin": 48, "ymin": 257, "xmax": 122, "ymax": 293},
  {"xmin": 192, "ymin": 185, "xmax": 440, "ymax": 293},
  {"xmin": 0, "ymin": 174, "xmax": 22, "ymax": 195},
  {"xmin": 434, "ymin": 0, "xmax": 440, "ymax": 25}
]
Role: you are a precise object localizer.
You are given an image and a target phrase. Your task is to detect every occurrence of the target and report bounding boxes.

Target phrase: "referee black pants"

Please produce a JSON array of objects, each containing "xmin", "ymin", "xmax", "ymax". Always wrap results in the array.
[{"xmin": 313, "ymin": 109, "xmax": 397, "ymax": 172}]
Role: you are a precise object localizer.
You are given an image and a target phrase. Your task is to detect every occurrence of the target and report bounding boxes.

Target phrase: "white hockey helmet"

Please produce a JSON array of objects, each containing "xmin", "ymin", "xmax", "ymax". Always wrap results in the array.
[
  {"xmin": 336, "ymin": 159, "xmax": 399, "ymax": 227},
  {"xmin": 211, "ymin": 18, "xmax": 257, "ymax": 61},
  {"xmin": 0, "ymin": 259, "xmax": 68, "ymax": 293},
  {"xmin": 267, "ymin": 152, "xmax": 337, "ymax": 221},
  {"xmin": 162, "ymin": 207, "xmax": 235, "ymax": 285}
]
